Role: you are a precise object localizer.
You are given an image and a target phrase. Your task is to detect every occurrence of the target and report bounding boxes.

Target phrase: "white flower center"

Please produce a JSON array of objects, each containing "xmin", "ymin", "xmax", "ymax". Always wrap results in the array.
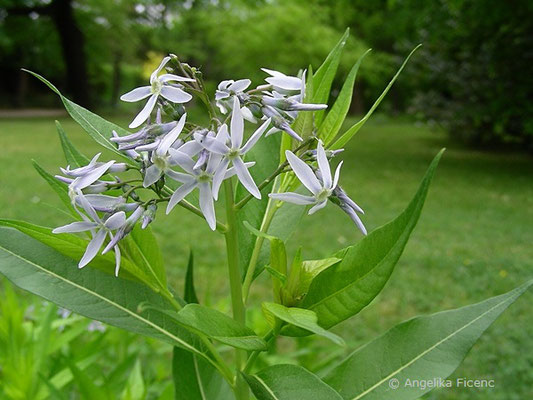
[
  {"xmin": 227, "ymin": 148, "xmax": 240, "ymax": 160},
  {"xmin": 316, "ymin": 188, "xmax": 331, "ymax": 202},
  {"xmin": 197, "ymin": 171, "xmax": 212, "ymax": 183},
  {"xmin": 153, "ymin": 154, "xmax": 169, "ymax": 171},
  {"xmin": 151, "ymin": 79, "xmax": 162, "ymax": 95}
]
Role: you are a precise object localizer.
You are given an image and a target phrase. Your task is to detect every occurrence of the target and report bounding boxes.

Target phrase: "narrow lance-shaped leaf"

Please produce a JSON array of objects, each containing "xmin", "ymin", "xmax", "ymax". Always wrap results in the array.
[
  {"xmin": 0, "ymin": 228, "xmax": 209, "ymax": 361},
  {"xmin": 120, "ymin": 359, "xmax": 145, "ymax": 400},
  {"xmin": 184, "ymin": 250, "xmax": 199, "ymax": 304},
  {"xmin": 243, "ymin": 364, "xmax": 343, "ymax": 400},
  {"xmin": 262, "ymin": 302, "xmax": 345, "ymax": 346},
  {"xmin": 173, "ymin": 346, "xmax": 234, "ymax": 400},
  {"xmin": 56, "ymin": 120, "xmax": 90, "ymax": 168},
  {"xmin": 323, "ymin": 280, "xmax": 533, "ymax": 400},
  {"xmin": 24, "ymin": 69, "xmax": 135, "ymax": 165},
  {"xmin": 319, "ymin": 49, "xmax": 371, "ymax": 146},
  {"xmin": 313, "ymin": 28, "xmax": 350, "ymax": 125},
  {"xmin": 300, "ymin": 150, "xmax": 444, "ymax": 329},
  {"xmin": 291, "ymin": 64, "xmax": 314, "ymax": 143},
  {"xmin": 331, "ymin": 45, "xmax": 422, "ymax": 150}
]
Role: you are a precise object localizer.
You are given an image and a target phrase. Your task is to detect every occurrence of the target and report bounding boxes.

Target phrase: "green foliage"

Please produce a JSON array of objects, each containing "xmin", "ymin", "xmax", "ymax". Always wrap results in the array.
[
  {"xmin": 243, "ymin": 364, "xmax": 342, "ymax": 400},
  {"xmin": 56, "ymin": 120, "xmax": 90, "ymax": 168},
  {"xmin": 323, "ymin": 280, "xmax": 533, "ymax": 399}
]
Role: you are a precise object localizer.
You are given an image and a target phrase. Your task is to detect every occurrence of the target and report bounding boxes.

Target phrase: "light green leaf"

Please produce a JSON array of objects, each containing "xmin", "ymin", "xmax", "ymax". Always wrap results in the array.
[
  {"xmin": 295, "ymin": 258, "xmax": 342, "ymax": 300},
  {"xmin": 243, "ymin": 364, "xmax": 342, "ymax": 400},
  {"xmin": 0, "ymin": 219, "xmax": 153, "ymax": 287},
  {"xmin": 301, "ymin": 150, "xmax": 444, "ymax": 329},
  {"xmin": 184, "ymin": 250, "xmax": 199, "ymax": 304},
  {"xmin": 120, "ymin": 359, "xmax": 145, "ymax": 400},
  {"xmin": 323, "ymin": 280, "xmax": 533, "ymax": 400},
  {"xmin": 331, "ymin": 45, "xmax": 422, "ymax": 150},
  {"xmin": 56, "ymin": 120, "xmax": 90, "ymax": 168},
  {"xmin": 171, "ymin": 304, "xmax": 267, "ymax": 351},
  {"xmin": 0, "ymin": 228, "xmax": 206, "ymax": 360},
  {"xmin": 69, "ymin": 361, "xmax": 110, "ymax": 400},
  {"xmin": 292, "ymin": 64, "xmax": 315, "ymax": 141},
  {"xmin": 262, "ymin": 302, "xmax": 344, "ymax": 346},
  {"xmin": 120, "ymin": 224, "xmax": 167, "ymax": 289},
  {"xmin": 172, "ymin": 346, "xmax": 234, "ymax": 400},
  {"xmin": 24, "ymin": 69, "xmax": 135, "ymax": 165},
  {"xmin": 319, "ymin": 49, "xmax": 371, "ymax": 146},
  {"xmin": 312, "ymin": 28, "xmax": 350, "ymax": 126}
]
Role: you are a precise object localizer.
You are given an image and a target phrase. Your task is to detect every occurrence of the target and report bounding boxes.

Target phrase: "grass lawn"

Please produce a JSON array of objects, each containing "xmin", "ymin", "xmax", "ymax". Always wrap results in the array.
[{"xmin": 0, "ymin": 114, "xmax": 532, "ymax": 399}]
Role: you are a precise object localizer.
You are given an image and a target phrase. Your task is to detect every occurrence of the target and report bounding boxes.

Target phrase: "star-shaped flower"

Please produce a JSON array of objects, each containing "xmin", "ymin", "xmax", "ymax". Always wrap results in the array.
[
  {"xmin": 195, "ymin": 97, "xmax": 271, "ymax": 199},
  {"xmin": 120, "ymin": 56, "xmax": 195, "ymax": 128}
]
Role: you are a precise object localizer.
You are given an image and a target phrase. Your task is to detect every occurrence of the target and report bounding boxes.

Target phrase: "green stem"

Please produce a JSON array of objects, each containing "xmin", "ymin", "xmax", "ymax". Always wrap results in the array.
[
  {"xmin": 241, "ymin": 197, "xmax": 279, "ymax": 304},
  {"xmin": 243, "ymin": 330, "xmax": 276, "ymax": 373},
  {"xmin": 224, "ymin": 179, "xmax": 249, "ymax": 400}
]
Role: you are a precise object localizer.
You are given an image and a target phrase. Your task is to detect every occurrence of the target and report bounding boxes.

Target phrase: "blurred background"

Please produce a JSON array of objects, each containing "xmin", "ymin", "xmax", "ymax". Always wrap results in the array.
[{"xmin": 0, "ymin": 0, "xmax": 532, "ymax": 399}]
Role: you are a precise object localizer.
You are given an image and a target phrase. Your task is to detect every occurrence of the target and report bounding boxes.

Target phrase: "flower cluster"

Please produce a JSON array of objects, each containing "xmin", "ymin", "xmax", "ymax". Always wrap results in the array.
[{"xmin": 53, "ymin": 55, "xmax": 365, "ymax": 275}]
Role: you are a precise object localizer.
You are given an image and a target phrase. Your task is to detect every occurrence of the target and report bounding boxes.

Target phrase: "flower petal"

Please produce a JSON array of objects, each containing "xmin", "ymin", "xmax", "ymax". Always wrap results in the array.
[
  {"xmin": 143, "ymin": 164, "xmax": 162, "ymax": 187},
  {"xmin": 150, "ymin": 56, "xmax": 170, "ymax": 83},
  {"xmin": 166, "ymin": 180, "xmax": 197, "ymax": 214},
  {"xmin": 73, "ymin": 161, "xmax": 114, "ymax": 190},
  {"xmin": 266, "ymin": 76, "xmax": 302, "ymax": 91},
  {"xmin": 228, "ymin": 79, "xmax": 251, "ymax": 92},
  {"xmin": 129, "ymin": 94, "xmax": 158, "ymax": 129},
  {"xmin": 52, "ymin": 221, "xmax": 98, "ymax": 233},
  {"xmin": 157, "ymin": 113, "xmax": 186, "ymax": 155},
  {"xmin": 233, "ymin": 157, "xmax": 261, "ymax": 199},
  {"xmin": 79, "ymin": 229, "xmax": 107, "ymax": 268},
  {"xmin": 261, "ymin": 68, "xmax": 285, "ymax": 78},
  {"xmin": 195, "ymin": 133, "xmax": 229, "ymax": 155},
  {"xmin": 75, "ymin": 190, "xmax": 101, "ymax": 222},
  {"xmin": 333, "ymin": 161, "xmax": 343, "ymax": 189},
  {"xmin": 120, "ymin": 86, "xmax": 152, "ymax": 102},
  {"xmin": 160, "ymin": 86, "xmax": 193, "ymax": 103},
  {"xmin": 268, "ymin": 192, "xmax": 316, "ymax": 205},
  {"xmin": 285, "ymin": 150, "xmax": 322, "ymax": 194},
  {"xmin": 159, "ymin": 73, "xmax": 195, "ymax": 83},
  {"xmin": 113, "ymin": 242, "xmax": 121, "ymax": 276},
  {"xmin": 168, "ymin": 149, "xmax": 196, "ymax": 174},
  {"xmin": 166, "ymin": 169, "xmax": 194, "ymax": 183},
  {"xmin": 212, "ymin": 158, "xmax": 229, "ymax": 200},
  {"xmin": 316, "ymin": 141, "xmax": 332, "ymax": 188},
  {"xmin": 230, "ymin": 96, "xmax": 244, "ymax": 148},
  {"xmin": 308, "ymin": 200, "xmax": 328, "ymax": 215},
  {"xmin": 343, "ymin": 206, "xmax": 367, "ymax": 235},
  {"xmin": 104, "ymin": 211, "xmax": 127, "ymax": 230},
  {"xmin": 199, "ymin": 182, "xmax": 216, "ymax": 230},
  {"xmin": 241, "ymin": 118, "xmax": 271, "ymax": 154},
  {"xmin": 225, "ymin": 162, "xmax": 255, "ymax": 179}
]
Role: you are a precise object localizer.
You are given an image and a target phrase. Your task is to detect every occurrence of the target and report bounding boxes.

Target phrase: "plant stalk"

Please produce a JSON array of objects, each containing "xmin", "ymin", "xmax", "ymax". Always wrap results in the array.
[{"xmin": 224, "ymin": 179, "xmax": 249, "ymax": 400}]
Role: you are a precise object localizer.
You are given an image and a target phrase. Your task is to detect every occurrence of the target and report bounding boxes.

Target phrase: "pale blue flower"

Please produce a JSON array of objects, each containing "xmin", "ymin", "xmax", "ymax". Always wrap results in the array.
[
  {"xmin": 215, "ymin": 79, "xmax": 256, "ymax": 122},
  {"xmin": 53, "ymin": 191, "xmax": 126, "ymax": 272},
  {"xmin": 195, "ymin": 97, "xmax": 271, "ymax": 199},
  {"xmin": 121, "ymin": 56, "xmax": 195, "ymax": 128}
]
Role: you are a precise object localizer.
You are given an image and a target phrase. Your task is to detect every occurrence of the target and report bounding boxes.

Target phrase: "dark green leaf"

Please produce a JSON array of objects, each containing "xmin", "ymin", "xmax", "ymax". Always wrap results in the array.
[
  {"xmin": 262, "ymin": 302, "xmax": 344, "ymax": 346},
  {"xmin": 324, "ymin": 280, "xmax": 533, "ymax": 400},
  {"xmin": 184, "ymin": 250, "xmax": 199, "ymax": 304},
  {"xmin": 32, "ymin": 160, "xmax": 77, "ymax": 217},
  {"xmin": 331, "ymin": 45, "xmax": 421, "ymax": 150},
  {"xmin": 312, "ymin": 29, "xmax": 350, "ymax": 125},
  {"xmin": 173, "ymin": 346, "xmax": 234, "ymax": 400},
  {"xmin": 319, "ymin": 49, "xmax": 371, "ymax": 146},
  {"xmin": 301, "ymin": 150, "xmax": 444, "ymax": 329},
  {"xmin": 243, "ymin": 364, "xmax": 342, "ymax": 400}
]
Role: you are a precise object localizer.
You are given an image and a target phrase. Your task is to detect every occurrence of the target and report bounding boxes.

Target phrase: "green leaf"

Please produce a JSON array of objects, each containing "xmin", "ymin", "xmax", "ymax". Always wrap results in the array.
[
  {"xmin": 24, "ymin": 69, "xmax": 134, "ymax": 165},
  {"xmin": 301, "ymin": 150, "xmax": 444, "ymax": 329},
  {"xmin": 56, "ymin": 120, "xmax": 90, "ymax": 167},
  {"xmin": 323, "ymin": 280, "xmax": 533, "ymax": 400},
  {"xmin": 0, "ymin": 228, "xmax": 207, "ymax": 359},
  {"xmin": 120, "ymin": 224, "xmax": 167, "ymax": 289},
  {"xmin": 319, "ymin": 50, "xmax": 371, "ymax": 146},
  {"xmin": 184, "ymin": 250, "xmax": 199, "ymax": 304},
  {"xmin": 120, "ymin": 359, "xmax": 145, "ymax": 400},
  {"xmin": 171, "ymin": 304, "xmax": 267, "ymax": 351},
  {"xmin": 262, "ymin": 302, "xmax": 345, "ymax": 346},
  {"xmin": 243, "ymin": 364, "xmax": 342, "ymax": 400},
  {"xmin": 331, "ymin": 45, "xmax": 422, "ymax": 150},
  {"xmin": 32, "ymin": 160, "xmax": 77, "ymax": 217},
  {"xmin": 312, "ymin": 29, "xmax": 350, "ymax": 126},
  {"xmin": 69, "ymin": 361, "xmax": 110, "ymax": 400},
  {"xmin": 173, "ymin": 346, "xmax": 234, "ymax": 400},
  {"xmin": 0, "ymin": 219, "xmax": 153, "ymax": 287}
]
